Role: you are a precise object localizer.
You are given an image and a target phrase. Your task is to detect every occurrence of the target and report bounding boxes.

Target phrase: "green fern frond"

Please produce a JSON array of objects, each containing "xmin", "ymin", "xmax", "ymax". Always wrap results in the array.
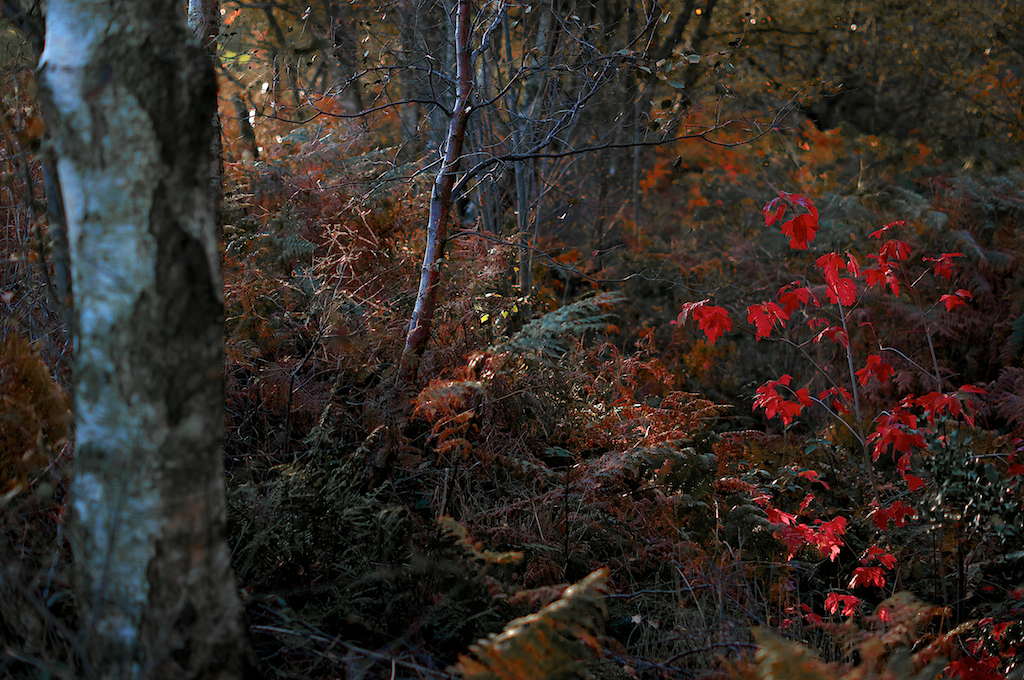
[
  {"xmin": 494, "ymin": 292, "xmax": 624, "ymax": 366},
  {"xmin": 990, "ymin": 366, "xmax": 1024, "ymax": 427},
  {"xmin": 951, "ymin": 230, "xmax": 986, "ymax": 262},
  {"xmin": 280, "ymin": 234, "xmax": 316, "ymax": 263},
  {"xmin": 451, "ymin": 567, "xmax": 610, "ymax": 680},
  {"xmin": 1007, "ymin": 314, "xmax": 1024, "ymax": 360}
]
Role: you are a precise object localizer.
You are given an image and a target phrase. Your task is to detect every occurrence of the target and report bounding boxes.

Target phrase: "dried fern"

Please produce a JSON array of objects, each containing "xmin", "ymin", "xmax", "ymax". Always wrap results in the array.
[
  {"xmin": 439, "ymin": 516, "xmax": 524, "ymax": 566},
  {"xmin": 750, "ymin": 627, "xmax": 834, "ymax": 680},
  {"xmin": 451, "ymin": 567, "xmax": 610, "ymax": 680},
  {"xmin": 0, "ymin": 329, "xmax": 69, "ymax": 494},
  {"xmin": 412, "ymin": 293, "xmax": 624, "ymax": 459},
  {"xmin": 736, "ymin": 592, "xmax": 948, "ymax": 680},
  {"xmin": 413, "ymin": 380, "xmax": 486, "ymax": 459}
]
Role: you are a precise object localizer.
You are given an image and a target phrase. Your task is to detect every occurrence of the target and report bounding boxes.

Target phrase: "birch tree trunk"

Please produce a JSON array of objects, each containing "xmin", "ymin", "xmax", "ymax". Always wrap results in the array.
[
  {"xmin": 396, "ymin": 0, "xmax": 473, "ymax": 387},
  {"xmin": 37, "ymin": 1, "xmax": 257, "ymax": 677}
]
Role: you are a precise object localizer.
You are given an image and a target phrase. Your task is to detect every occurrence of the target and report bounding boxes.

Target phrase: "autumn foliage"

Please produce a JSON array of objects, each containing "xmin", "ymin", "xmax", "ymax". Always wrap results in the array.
[{"xmin": 3, "ymin": 1, "xmax": 1024, "ymax": 678}]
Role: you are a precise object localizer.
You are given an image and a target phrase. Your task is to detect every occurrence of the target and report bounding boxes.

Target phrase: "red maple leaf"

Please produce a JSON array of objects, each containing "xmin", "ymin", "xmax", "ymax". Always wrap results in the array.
[
  {"xmin": 869, "ymin": 220, "xmax": 907, "ymax": 239},
  {"xmin": 849, "ymin": 566, "xmax": 886, "ymax": 589},
  {"xmin": 940, "ymin": 288, "xmax": 973, "ymax": 311},
  {"xmin": 810, "ymin": 516, "xmax": 847, "ymax": 562},
  {"xmin": 777, "ymin": 283, "xmax": 818, "ymax": 315},
  {"xmin": 871, "ymin": 503, "xmax": 901, "ymax": 530},
  {"xmin": 877, "ymin": 238, "xmax": 912, "ymax": 262},
  {"xmin": 819, "ymin": 386, "xmax": 852, "ymax": 414},
  {"xmin": 766, "ymin": 506, "xmax": 797, "ymax": 526},
  {"xmin": 813, "ymin": 325, "xmax": 849, "ymax": 348},
  {"xmin": 856, "ymin": 354, "xmax": 895, "ymax": 386},
  {"xmin": 847, "ymin": 252, "xmax": 861, "ymax": 277},
  {"xmin": 825, "ymin": 593, "xmax": 861, "ymax": 616},
  {"xmin": 916, "ymin": 391, "xmax": 964, "ymax": 425},
  {"xmin": 747, "ymin": 301, "xmax": 789, "ymax": 339},
  {"xmin": 862, "ymin": 546, "xmax": 897, "ymax": 570},
  {"xmin": 816, "ymin": 252, "xmax": 846, "ymax": 283},
  {"xmin": 923, "ymin": 252, "xmax": 964, "ymax": 280},
  {"xmin": 764, "ymin": 192, "xmax": 820, "ymax": 249},
  {"xmin": 827, "ymin": 277, "xmax": 857, "ymax": 306},
  {"xmin": 693, "ymin": 305, "xmax": 732, "ymax": 344},
  {"xmin": 815, "ymin": 253, "xmax": 857, "ymax": 304},
  {"xmin": 915, "ymin": 384, "xmax": 984, "ymax": 427},
  {"xmin": 798, "ymin": 469, "xmax": 830, "ymax": 490},
  {"xmin": 904, "ymin": 474, "xmax": 926, "ymax": 491},
  {"xmin": 670, "ymin": 298, "xmax": 708, "ymax": 326},
  {"xmin": 869, "ymin": 410, "xmax": 926, "ymax": 463},
  {"xmin": 947, "ymin": 641, "xmax": 1004, "ymax": 680},
  {"xmin": 799, "ymin": 604, "xmax": 825, "ymax": 627},
  {"xmin": 753, "ymin": 374, "xmax": 810, "ymax": 425},
  {"xmin": 762, "ymin": 196, "xmax": 788, "ymax": 227},
  {"xmin": 672, "ymin": 300, "xmax": 733, "ymax": 344},
  {"xmin": 783, "ymin": 213, "xmax": 819, "ymax": 250},
  {"xmin": 864, "ymin": 260, "xmax": 901, "ymax": 295}
]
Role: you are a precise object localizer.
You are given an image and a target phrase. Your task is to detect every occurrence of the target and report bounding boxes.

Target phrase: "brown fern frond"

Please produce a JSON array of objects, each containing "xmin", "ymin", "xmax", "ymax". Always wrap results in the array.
[
  {"xmin": 413, "ymin": 379, "xmax": 485, "ymax": 422},
  {"xmin": 1, "ymin": 329, "xmax": 70, "ymax": 493},
  {"xmin": 439, "ymin": 516, "xmax": 525, "ymax": 566},
  {"xmin": 751, "ymin": 627, "xmax": 833, "ymax": 680},
  {"xmin": 414, "ymin": 380, "xmax": 485, "ymax": 460},
  {"xmin": 507, "ymin": 584, "xmax": 573, "ymax": 610},
  {"xmin": 450, "ymin": 567, "xmax": 610, "ymax": 680}
]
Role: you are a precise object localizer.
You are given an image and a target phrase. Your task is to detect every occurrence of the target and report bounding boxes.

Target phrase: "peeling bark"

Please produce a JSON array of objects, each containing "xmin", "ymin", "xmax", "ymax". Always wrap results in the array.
[{"xmin": 37, "ymin": 1, "xmax": 257, "ymax": 678}]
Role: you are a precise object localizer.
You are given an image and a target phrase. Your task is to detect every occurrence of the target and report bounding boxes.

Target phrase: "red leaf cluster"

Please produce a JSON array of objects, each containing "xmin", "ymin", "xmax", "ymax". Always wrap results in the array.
[
  {"xmin": 923, "ymin": 252, "xmax": 964, "ymax": 280},
  {"xmin": 777, "ymin": 283, "xmax": 817, "ymax": 315},
  {"xmin": 868, "ymin": 409, "xmax": 926, "ymax": 472},
  {"xmin": 672, "ymin": 299, "xmax": 732, "ymax": 344},
  {"xmin": 824, "ymin": 592, "xmax": 861, "ymax": 616},
  {"xmin": 940, "ymin": 288, "xmax": 974, "ymax": 311},
  {"xmin": 815, "ymin": 252, "xmax": 857, "ymax": 306},
  {"xmin": 855, "ymin": 354, "xmax": 894, "ymax": 386},
  {"xmin": 872, "ymin": 500, "xmax": 916, "ymax": 530},
  {"xmin": 753, "ymin": 374, "xmax": 811, "ymax": 425},
  {"xmin": 764, "ymin": 191, "xmax": 820, "ymax": 250}
]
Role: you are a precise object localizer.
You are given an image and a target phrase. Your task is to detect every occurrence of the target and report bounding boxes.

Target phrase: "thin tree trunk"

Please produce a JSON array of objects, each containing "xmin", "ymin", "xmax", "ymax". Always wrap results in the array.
[
  {"xmin": 397, "ymin": 0, "xmax": 473, "ymax": 387},
  {"xmin": 626, "ymin": 0, "xmax": 640, "ymax": 241},
  {"xmin": 189, "ymin": 0, "xmax": 224, "ymax": 229},
  {"xmin": 37, "ymin": 1, "xmax": 258, "ymax": 677}
]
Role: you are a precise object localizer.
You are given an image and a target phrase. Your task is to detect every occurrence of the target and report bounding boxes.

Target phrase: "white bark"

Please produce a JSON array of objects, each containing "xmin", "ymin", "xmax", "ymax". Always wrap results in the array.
[{"xmin": 38, "ymin": 1, "xmax": 255, "ymax": 678}]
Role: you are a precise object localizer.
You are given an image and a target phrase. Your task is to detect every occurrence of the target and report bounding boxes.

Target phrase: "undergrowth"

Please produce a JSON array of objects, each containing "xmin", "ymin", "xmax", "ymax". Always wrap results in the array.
[{"xmin": 2, "ymin": 65, "xmax": 1023, "ymax": 680}]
